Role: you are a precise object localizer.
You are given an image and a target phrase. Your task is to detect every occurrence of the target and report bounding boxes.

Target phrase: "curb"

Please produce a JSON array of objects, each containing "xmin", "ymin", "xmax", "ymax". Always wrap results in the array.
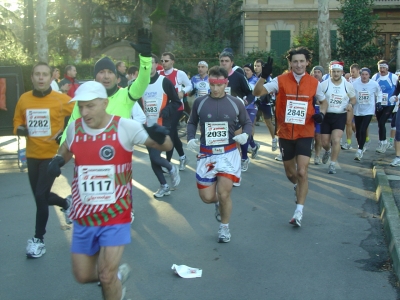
[{"xmin": 373, "ymin": 165, "xmax": 400, "ymax": 279}]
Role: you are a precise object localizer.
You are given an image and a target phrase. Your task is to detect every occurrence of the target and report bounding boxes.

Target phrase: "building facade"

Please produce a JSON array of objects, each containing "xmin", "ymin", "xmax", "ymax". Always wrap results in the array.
[{"xmin": 242, "ymin": 0, "xmax": 400, "ymax": 62}]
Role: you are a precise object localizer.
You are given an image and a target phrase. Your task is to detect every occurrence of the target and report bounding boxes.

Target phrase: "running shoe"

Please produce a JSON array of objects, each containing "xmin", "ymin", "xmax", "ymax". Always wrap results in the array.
[
  {"xmin": 26, "ymin": 237, "xmax": 46, "ymax": 258},
  {"xmin": 322, "ymin": 150, "xmax": 331, "ymax": 164},
  {"xmin": 376, "ymin": 142, "xmax": 388, "ymax": 153},
  {"xmin": 179, "ymin": 156, "xmax": 188, "ymax": 171},
  {"xmin": 251, "ymin": 143, "xmax": 260, "ymax": 159},
  {"xmin": 118, "ymin": 263, "xmax": 131, "ymax": 284},
  {"xmin": 390, "ymin": 157, "xmax": 400, "ymax": 167},
  {"xmin": 241, "ymin": 158, "xmax": 250, "ymax": 172},
  {"xmin": 130, "ymin": 210, "xmax": 135, "ymax": 224},
  {"xmin": 314, "ymin": 156, "xmax": 321, "ymax": 165},
  {"xmin": 215, "ymin": 202, "xmax": 221, "ymax": 222},
  {"xmin": 341, "ymin": 143, "xmax": 352, "ymax": 150},
  {"xmin": 153, "ymin": 184, "xmax": 171, "ymax": 198},
  {"xmin": 388, "ymin": 141, "xmax": 394, "ymax": 149},
  {"xmin": 275, "ymin": 153, "xmax": 282, "ymax": 161},
  {"xmin": 363, "ymin": 140, "xmax": 371, "ymax": 151},
  {"xmin": 233, "ymin": 178, "xmax": 241, "ymax": 187},
  {"xmin": 289, "ymin": 210, "xmax": 302, "ymax": 227},
  {"xmin": 354, "ymin": 151, "xmax": 363, "ymax": 161},
  {"xmin": 169, "ymin": 164, "xmax": 181, "ymax": 188},
  {"xmin": 272, "ymin": 138, "xmax": 278, "ymax": 152},
  {"xmin": 328, "ymin": 163, "xmax": 336, "ymax": 174},
  {"xmin": 61, "ymin": 195, "xmax": 73, "ymax": 225},
  {"xmin": 218, "ymin": 226, "xmax": 231, "ymax": 243}
]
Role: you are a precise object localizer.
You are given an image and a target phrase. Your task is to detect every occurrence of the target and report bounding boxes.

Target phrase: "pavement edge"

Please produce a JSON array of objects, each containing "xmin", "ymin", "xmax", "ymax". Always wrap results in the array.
[{"xmin": 373, "ymin": 165, "xmax": 400, "ymax": 279}]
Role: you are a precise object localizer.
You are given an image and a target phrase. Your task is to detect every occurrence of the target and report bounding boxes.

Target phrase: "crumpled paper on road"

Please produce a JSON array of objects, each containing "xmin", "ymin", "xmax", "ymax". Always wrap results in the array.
[{"xmin": 171, "ymin": 264, "xmax": 202, "ymax": 278}]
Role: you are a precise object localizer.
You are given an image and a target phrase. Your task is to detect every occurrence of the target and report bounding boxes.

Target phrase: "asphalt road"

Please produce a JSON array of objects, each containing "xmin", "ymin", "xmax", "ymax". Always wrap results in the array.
[{"xmin": 0, "ymin": 121, "xmax": 399, "ymax": 300}]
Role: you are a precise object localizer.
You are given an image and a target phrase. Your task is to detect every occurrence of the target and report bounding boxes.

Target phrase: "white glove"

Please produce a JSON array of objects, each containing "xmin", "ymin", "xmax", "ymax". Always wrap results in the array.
[
  {"xmin": 389, "ymin": 95, "xmax": 398, "ymax": 104},
  {"xmin": 232, "ymin": 133, "xmax": 249, "ymax": 145},
  {"xmin": 187, "ymin": 139, "xmax": 200, "ymax": 151}
]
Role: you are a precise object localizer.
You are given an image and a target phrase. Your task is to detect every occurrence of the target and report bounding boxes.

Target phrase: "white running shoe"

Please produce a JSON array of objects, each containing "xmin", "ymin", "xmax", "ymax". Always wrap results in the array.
[
  {"xmin": 322, "ymin": 150, "xmax": 331, "ymax": 164},
  {"xmin": 241, "ymin": 158, "xmax": 250, "ymax": 172},
  {"xmin": 272, "ymin": 138, "xmax": 278, "ymax": 152},
  {"xmin": 363, "ymin": 140, "xmax": 371, "ymax": 151},
  {"xmin": 275, "ymin": 153, "xmax": 282, "ymax": 161},
  {"xmin": 179, "ymin": 156, "xmax": 188, "ymax": 171},
  {"xmin": 153, "ymin": 185, "xmax": 171, "ymax": 198},
  {"xmin": 390, "ymin": 157, "xmax": 400, "ymax": 167},
  {"xmin": 388, "ymin": 141, "xmax": 394, "ymax": 149},
  {"xmin": 218, "ymin": 226, "xmax": 231, "ymax": 243},
  {"xmin": 328, "ymin": 163, "xmax": 336, "ymax": 174},
  {"xmin": 376, "ymin": 142, "xmax": 388, "ymax": 153},
  {"xmin": 26, "ymin": 237, "xmax": 46, "ymax": 258},
  {"xmin": 341, "ymin": 143, "xmax": 352, "ymax": 150},
  {"xmin": 314, "ymin": 156, "xmax": 321, "ymax": 165},
  {"xmin": 354, "ymin": 151, "xmax": 363, "ymax": 161},
  {"xmin": 169, "ymin": 164, "xmax": 181, "ymax": 188},
  {"xmin": 289, "ymin": 211, "xmax": 302, "ymax": 227},
  {"xmin": 118, "ymin": 263, "xmax": 131, "ymax": 284}
]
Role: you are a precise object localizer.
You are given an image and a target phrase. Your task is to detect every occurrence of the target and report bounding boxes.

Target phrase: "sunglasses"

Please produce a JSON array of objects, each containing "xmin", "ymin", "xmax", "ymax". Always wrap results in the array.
[{"xmin": 160, "ymin": 60, "xmax": 170, "ymax": 63}]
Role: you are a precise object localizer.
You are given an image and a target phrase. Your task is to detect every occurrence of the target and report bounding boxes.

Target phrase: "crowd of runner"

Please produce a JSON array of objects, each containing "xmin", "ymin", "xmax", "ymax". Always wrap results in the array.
[{"xmin": 12, "ymin": 27, "xmax": 400, "ymax": 299}]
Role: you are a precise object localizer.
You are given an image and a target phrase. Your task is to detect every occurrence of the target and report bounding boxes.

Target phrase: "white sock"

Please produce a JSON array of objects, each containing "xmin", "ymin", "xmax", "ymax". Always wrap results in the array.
[
  {"xmin": 296, "ymin": 204, "xmax": 304, "ymax": 213},
  {"xmin": 220, "ymin": 223, "xmax": 229, "ymax": 228},
  {"xmin": 330, "ymin": 161, "xmax": 336, "ymax": 165},
  {"xmin": 357, "ymin": 149, "xmax": 362, "ymax": 154},
  {"xmin": 180, "ymin": 155, "xmax": 186, "ymax": 159},
  {"xmin": 382, "ymin": 140, "xmax": 387, "ymax": 144}
]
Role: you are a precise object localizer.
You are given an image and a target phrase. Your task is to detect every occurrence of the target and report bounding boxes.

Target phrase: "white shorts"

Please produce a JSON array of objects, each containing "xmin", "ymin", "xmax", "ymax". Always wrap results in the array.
[{"xmin": 196, "ymin": 143, "xmax": 241, "ymax": 189}]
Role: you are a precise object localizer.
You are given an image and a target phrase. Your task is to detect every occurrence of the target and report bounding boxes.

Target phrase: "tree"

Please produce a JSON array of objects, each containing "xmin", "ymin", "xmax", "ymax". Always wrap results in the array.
[
  {"xmin": 336, "ymin": 0, "xmax": 380, "ymax": 66},
  {"xmin": 23, "ymin": 0, "xmax": 35, "ymax": 55},
  {"xmin": 318, "ymin": 0, "xmax": 330, "ymax": 70},
  {"xmin": 36, "ymin": 0, "xmax": 49, "ymax": 62}
]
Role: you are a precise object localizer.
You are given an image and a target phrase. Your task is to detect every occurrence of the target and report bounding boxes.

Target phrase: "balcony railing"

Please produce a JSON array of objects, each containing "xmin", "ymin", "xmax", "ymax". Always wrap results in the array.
[{"xmin": 374, "ymin": 0, "xmax": 400, "ymax": 6}]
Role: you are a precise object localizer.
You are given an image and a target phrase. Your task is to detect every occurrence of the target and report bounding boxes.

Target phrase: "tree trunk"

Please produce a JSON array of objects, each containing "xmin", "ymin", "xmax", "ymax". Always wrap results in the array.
[
  {"xmin": 318, "ymin": 0, "xmax": 331, "ymax": 70},
  {"xmin": 81, "ymin": 0, "xmax": 92, "ymax": 60},
  {"xmin": 24, "ymin": 0, "xmax": 35, "ymax": 55},
  {"xmin": 36, "ymin": 0, "xmax": 48, "ymax": 63},
  {"xmin": 58, "ymin": 0, "xmax": 69, "ymax": 56},
  {"xmin": 149, "ymin": 0, "xmax": 173, "ymax": 55}
]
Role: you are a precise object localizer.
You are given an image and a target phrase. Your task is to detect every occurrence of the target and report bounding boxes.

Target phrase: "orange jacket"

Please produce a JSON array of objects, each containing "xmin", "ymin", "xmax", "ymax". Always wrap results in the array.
[
  {"xmin": 275, "ymin": 72, "xmax": 319, "ymax": 140},
  {"xmin": 13, "ymin": 90, "xmax": 73, "ymax": 159}
]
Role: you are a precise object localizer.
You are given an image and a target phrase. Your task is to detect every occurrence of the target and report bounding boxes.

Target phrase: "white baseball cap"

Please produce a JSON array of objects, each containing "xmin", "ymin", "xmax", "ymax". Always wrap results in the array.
[{"xmin": 69, "ymin": 81, "xmax": 107, "ymax": 102}]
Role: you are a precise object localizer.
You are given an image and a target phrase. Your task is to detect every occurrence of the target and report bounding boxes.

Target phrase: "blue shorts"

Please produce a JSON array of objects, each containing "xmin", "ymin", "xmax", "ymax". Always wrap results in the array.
[
  {"xmin": 246, "ymin": 108, "xmax": 258, "ymax": 123},
  {"xmin": 71, "ymin": 222, "xmax": 131, "ymax": 255}
]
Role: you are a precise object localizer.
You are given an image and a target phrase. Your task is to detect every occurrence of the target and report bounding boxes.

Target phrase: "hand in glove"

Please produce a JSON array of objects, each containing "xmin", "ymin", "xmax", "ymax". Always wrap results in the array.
[
  {"xmin": 17, "ymin": 125, "xmax": 28, "ymax": 136},
  {"xmin": 48, "ymin": 155, "xmax": 65, "ymax": 178},
  {"xmin": 312, "ymin": 112, "xmax": 325, "ymax": 124},
  {"xmin": 232, "ymin": 133, "xmax": 249, "ymax": 145},
  {"xmin": 143, "ymin": 123, "xmax": 169, "ymax": 145},
  {"xmin": 260, "ymin": 57, "xmax": 273, "ymax": 79},
  {"xmin": 130, "ymin": 28, "xmax": 152, "ymax": 57},
  {"xmin": 187, "ymin": 139, "xmax": 200, "ymax": 151},
  {"xmin": 376, "ymin": 102, "xmax": 383, "ymax": 112}
]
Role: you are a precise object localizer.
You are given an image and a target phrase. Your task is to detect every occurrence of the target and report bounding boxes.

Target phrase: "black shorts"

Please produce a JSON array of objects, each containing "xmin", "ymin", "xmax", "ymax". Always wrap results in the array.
[
  {"xmin": 321, "ymin": 112, "xmax": 347, "ymax": 134},
  {"xmin": 258, "ymin": 103, "xmax": 272, "ymax": 119},
  {"xmin": 279, "ymin": 137, "xmax": 313, "ymax": 161}
]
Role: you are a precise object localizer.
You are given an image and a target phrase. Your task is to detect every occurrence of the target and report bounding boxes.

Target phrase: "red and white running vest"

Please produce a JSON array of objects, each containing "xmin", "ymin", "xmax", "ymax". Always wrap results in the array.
[
  {"xmin": 69, "ymin": 116, "xmax": 133, "ymax": 226},
  {"xmin": 159, "ymin": 68, "xmax": 184, "ymax": 111}
]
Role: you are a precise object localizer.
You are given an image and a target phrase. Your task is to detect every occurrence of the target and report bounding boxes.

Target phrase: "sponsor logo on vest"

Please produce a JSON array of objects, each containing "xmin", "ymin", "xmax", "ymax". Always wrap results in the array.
[{"xmin": 100, "ymin": 145, "xmax": 115, "ymax": 161}]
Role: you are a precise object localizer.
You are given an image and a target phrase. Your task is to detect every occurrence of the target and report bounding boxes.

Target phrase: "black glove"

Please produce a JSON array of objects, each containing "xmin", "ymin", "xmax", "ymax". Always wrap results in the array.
[
  {"xmin": 255, "ymin": 99, "xmax": 261, "ymax": 106},
  {"xmin": 143, "ymin": 123, "xmax": 170, "ymax": 145},
  {"xmin": 129, "ymin": 28, "xmax": 152, "ymax": 57},
  {"xmin": 312, "ymin": 112, "xmax": 325, "ymax": 124},
  {"xmin": 190, "ymin": 88, "xmax": 198, "ymax": 97},
  {"xmin": 48, "ymin": 155, "xmax": 65, "ymax": 178},
  {"xmin": 260, "ymin": 57, "xmax": 273, "ymax": 79},
  {"xmin": 55, "ymin": 132, "xmax": 63, "ymax": 145},
  {"xmin": 17, "ymin": 125, "xmax": 28, "ymax": 136},
  {"xmin": 160, "ymin": 106, "xmax": 170, "ymax": 119},
  {"xmin": 376, "ymin": 102, "xmax": 383, "ymax": 112}
]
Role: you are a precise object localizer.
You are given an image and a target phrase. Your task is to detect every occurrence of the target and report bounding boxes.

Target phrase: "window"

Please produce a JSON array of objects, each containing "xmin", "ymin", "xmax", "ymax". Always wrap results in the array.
[{"xmin": 271, "ymin": 31, "xmax": 291, "ymax": 58}]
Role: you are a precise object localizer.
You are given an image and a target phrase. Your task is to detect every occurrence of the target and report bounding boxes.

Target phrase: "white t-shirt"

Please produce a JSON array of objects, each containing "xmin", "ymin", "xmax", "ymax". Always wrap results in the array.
[
  {"xmin": 352, "ymin": 79, "xmax": 382, "ymax": 116},
  {"xmin": 66, "ymin": 116, "xmax": 149, "ymax": 152},
  {"xmin": 50, "ymin": 80, "xmax": 61, "ymax": 93},
  {"xmin": 130, "ymin": 102, "xmax": 146, "ymax": 124},
  {"xmin": 320, "ymin": 79, "xmax": 356, "ymax": 113}
]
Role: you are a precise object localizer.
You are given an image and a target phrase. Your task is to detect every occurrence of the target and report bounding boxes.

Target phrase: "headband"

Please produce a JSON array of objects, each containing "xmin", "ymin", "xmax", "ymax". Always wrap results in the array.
[
  {"xmin": 209, "ymin": 78, "xmax": 228, "ymax": 84},
  {"xmin": 330, "ymin": 64, "xmax": 343, "ymax": 70},
  {"xmin": 379, "ymin": 64, "xmax": 389, "ymax": 69},
  {"xmin": 361, "ymin": 68, "xmax": 371, "ymax": 75}
]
